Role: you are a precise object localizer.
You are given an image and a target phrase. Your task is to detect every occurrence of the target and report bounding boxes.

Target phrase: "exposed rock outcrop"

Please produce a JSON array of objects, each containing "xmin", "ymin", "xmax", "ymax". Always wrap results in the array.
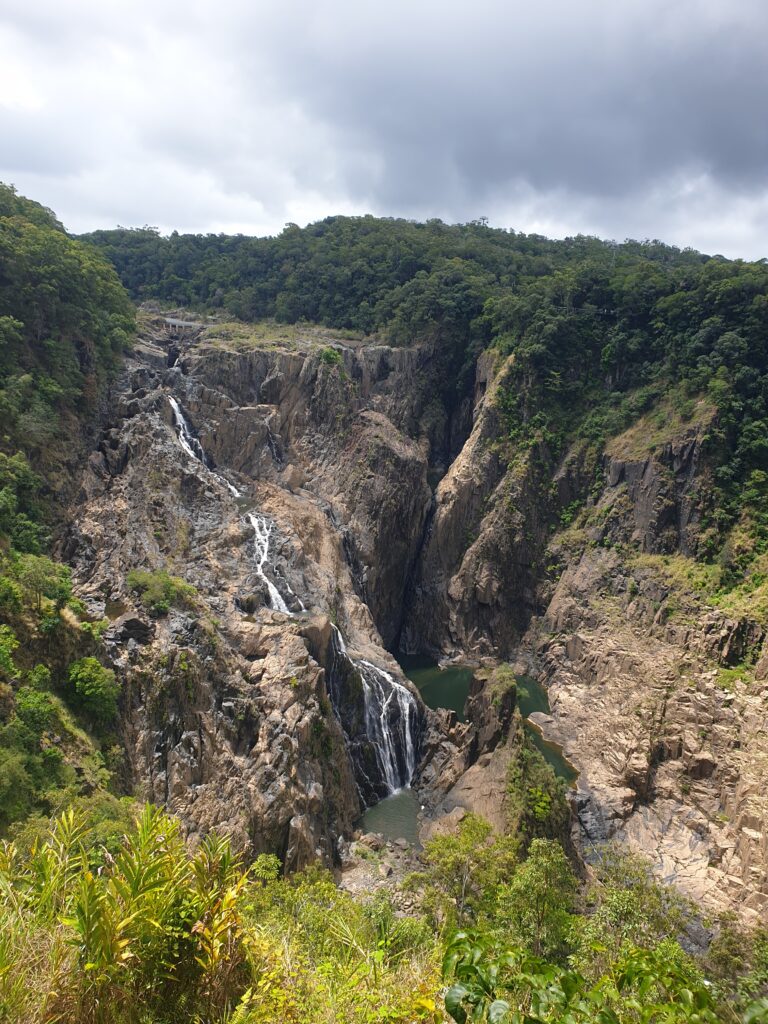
[
  {"xmin": 66, "ymin": 324, "xmax": 446, "ymax": 867},
  {"xmin": 404, "ymin": 352, "xmax": 550, "ymax": 658}
]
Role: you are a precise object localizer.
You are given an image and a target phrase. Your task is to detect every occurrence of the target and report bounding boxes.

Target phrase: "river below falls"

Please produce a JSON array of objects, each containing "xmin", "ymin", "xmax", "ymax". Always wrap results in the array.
[{"xmin": 359, "ymin": 657, "xmax": 578, "ymax": 843}]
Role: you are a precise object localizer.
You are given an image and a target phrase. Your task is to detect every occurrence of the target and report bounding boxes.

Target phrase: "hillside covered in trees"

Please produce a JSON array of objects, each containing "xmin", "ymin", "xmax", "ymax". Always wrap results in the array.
[
  {"xmin": 0, "ymin": 183, "xmax": 135, "ymax": 834},
  {"xmin": 84, "ymin": 215, "xmax": 768, "ymax": 586}
]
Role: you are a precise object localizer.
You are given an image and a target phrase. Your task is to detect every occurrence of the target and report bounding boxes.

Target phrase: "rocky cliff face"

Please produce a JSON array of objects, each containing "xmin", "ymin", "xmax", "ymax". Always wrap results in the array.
[
  {"xmin": 63, "ymin": 318, "xmax": 768, "ymax": 918},
  {"xmin": 403, "ymin": 356, "xmax": 768, "ymax": 919},
  {"xmin": 64, "ymin": 321, "xmax": 447, "ymax": 868},
  {"xmin": 404, "ymin": 351, "xmax": 551, "ymax": 658}
]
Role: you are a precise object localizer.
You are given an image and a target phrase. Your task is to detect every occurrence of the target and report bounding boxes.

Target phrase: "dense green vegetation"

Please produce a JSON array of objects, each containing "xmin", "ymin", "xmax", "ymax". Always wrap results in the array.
[
  {"xmin": 83, "ymin": 216, "xmax": 768, "ymax": 552},
  {"xmin": 1, "ymin": 802, "xmax": 766, "ymax": 1023},
  {"xmin": 1, "ymin": 184, "xmax": 134, "ymax": 464},
  {"xmin": 0, "ymin": 183, "xmax": 135, "ymax": 834},
  {"xmin": 126, "ymin": 568, "xmax": 197, "ymax": 617},
  {"xmin": 0, "ymin": 539, "xmax": 123, "ymax": 831}
]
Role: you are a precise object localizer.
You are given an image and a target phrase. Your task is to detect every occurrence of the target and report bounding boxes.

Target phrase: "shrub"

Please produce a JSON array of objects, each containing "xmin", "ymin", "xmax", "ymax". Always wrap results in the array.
[
  {"xmin": 15, "ymin": 687, "xmax": 56, "ymax": 734},
  {"xmin": 0, "ymin": 624, "xmax": 19, "ymax": 679},
  {"xmin": 27, "ymin": 664, "xmax": 51, "ymax": 690},
  {"xmin": 0, "ymin": 747, "xmax": 34, "ymax": 829},
  {"xmin": 320, "ymin": 346, "xmax": 342, "ymax": 366},
  {"xmin": 68, "ymin": 657, "xmax": 120, "ymax": 724},
  {"xmin": 0, "ymin": 575, "xmax": 23, "ymax": 611},
  {"xmin": 126, "ymin": 568, "xmax": 197, "ymax": 616}
]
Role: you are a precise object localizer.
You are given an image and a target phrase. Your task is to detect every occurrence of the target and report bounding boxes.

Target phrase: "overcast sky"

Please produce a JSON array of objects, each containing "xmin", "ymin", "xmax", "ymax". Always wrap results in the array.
[{"xmin": 2, "ymin": 0, "xmax": 767, "ymax": 258}]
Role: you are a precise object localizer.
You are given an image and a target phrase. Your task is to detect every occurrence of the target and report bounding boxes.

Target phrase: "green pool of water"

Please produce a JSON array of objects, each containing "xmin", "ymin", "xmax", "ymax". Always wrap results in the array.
[
  {"xmin": 516, "ymin": 675, "xmax": 579, "ymax": 786},
  {"xmin": 399, "ymin": 656, "xmax": 578, "ymax": 787},
  {"xmin": 397, "ymin": 654, "xmax": 474, "ymax": 722},
  {"xmin": 358, "ymin": 787, "xmax": 421, "ymax": 845}
]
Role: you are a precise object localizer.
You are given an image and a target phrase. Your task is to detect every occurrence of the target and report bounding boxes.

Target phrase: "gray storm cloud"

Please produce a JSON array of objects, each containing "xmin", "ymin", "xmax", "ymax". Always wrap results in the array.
[{"xmin": 0, "ymin": 0, "xmax": 766, "ymax": 257}]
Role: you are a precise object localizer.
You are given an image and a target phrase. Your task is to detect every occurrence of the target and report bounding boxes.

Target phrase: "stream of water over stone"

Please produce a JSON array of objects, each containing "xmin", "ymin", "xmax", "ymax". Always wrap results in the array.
[
  {"xmin": 168, "ymin": 395, "xmax": 292, "ymax": 615},
  {"xmin": 358, "ymin": 659, "xmax": 579, "ymax": 845},
  {"xmin": 246, "ymin": 512, "xmax": 290, "ymax": 614},
  {"xmin": 327, "ymin": 627, "xmax": 421, "ymax": 805}
]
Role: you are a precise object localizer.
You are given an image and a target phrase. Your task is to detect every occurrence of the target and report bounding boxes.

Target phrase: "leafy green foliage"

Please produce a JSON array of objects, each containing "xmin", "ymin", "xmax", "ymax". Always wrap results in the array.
[
  {"xmin": 570, "ymin": 845, "xmax": 695, "ymax": 982},
  {"xmin": 0, "ymin": 804, "xmax": 442, "ymax": 1024},
  {"xmin": 0, "ymin": 185, "xmax": 136, "ymax": 836},
  {"xmin": 506, "ymin": 725, "xmax": 570, "ymax": 844},
  {"xmin": 0, "ymin": 802, "xmax": 766, "ymax": 1023},
  {"xmin": 406, "ymin": 813, "xmax": 519, "ymax": 930},
  {"xmin": 494, "ymin": 839, "xmax": 577, "ymax": 961},
  {"xmin": 319, "ymin": 345, "xmax": 342, "ymax": 365},
  {"xmin": 68, "ymin": 658, "xmax": 120, "ymax": 725},
  {"xmin": 126, "ymin": 568, "xmax": 197, "ymax": 616},
  {"xmin": 0, "ymin": 182, "xmax": 135, "ymax": 461},
  {"xmin": 8, "ymin": 552, "xmax": 72, "ymax": 612},
  {"xmin": 0, "ymin": 624, "xmax": 19, "ymax": 679},
  {"xmin": 705, "ymin": 916, "xmax": 768, "ymax": 1017},
  {"xmin": 0, "ymin": 451, "xmax": 46, "ymax": 552},
  {"xmin": 0, "ymin": 553, "xmax": 120, "ymax": 830},
  {"xmin": 442, "ymin": 931, "xmax": 737, "ymax": 1023}
]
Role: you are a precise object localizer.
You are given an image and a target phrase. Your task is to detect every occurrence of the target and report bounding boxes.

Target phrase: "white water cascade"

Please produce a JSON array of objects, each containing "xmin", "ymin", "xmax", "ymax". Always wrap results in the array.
[
  {"xmin": 167, "ymin": 396, "xmax": 241, "ymax": 497},
  {"xmin": 168, "ymin": 396, "xmax": 207, "ymax": 464},
  {"xmin": 167, "ymin": 395, "xmax": 294, "ymax": 612},
  {"xmin": 166, "ymin": 394, "xmax": 417, "ymax": 796},
  {"xmin": 328, "ymin": 626, "xmax": 420, "ymax": 802},
  {"xmin": 359, "ymin": 659, "xmax": 418, "ymax": 792},
  {"xmin": 246, "ymin": 513, "xmax": 290, "ymax": 614}
]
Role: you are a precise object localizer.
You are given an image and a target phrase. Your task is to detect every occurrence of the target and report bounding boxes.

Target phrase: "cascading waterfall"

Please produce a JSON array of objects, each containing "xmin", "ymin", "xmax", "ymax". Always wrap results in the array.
[
  {"xmin": 359, "ymin": 660, "xmax": 418, "ymax": 792},
  {"xmin": 167, "ymin": 395, "xmax": 291, "ymax": 611},
  {"xmin": 246, "ymin": 513, "xmax": 290, "ymax": 614},
  {"xmin": 327, "ymin": 626, "xmax": 420, "ymax": 804},
  {"xmin": 168, "ymin": 396, "xmax": 209, "ymax": 466},
  {"xmin": 167, "ymin": 396, "xmax": 241, "ymax": 497},
  {"xmin": 166, "ymin": 394, "xmax": 419, "ymax": 802}
]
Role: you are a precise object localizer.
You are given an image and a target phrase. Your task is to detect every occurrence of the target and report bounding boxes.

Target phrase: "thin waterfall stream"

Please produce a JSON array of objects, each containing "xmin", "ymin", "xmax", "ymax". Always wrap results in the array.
[
  {"xmin": 246, "ymin": 512, "xmax": 290, "ymax": 614},
  {"xmin": 168, "ymin": 395, "xmax": 241, "ymax": 497},
  {"xmin": 167, "ymin": 395, "xmax": 290, "ymax": 613}
]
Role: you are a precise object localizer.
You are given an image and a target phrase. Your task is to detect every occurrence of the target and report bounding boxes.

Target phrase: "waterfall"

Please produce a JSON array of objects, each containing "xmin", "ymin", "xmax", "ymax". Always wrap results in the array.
[
  {"xmin": 359, "ymin": 660, "xmax": 417, "ymax": 790},
  {"xmin": 168, "ymin": 396, "xmax": 208, "ymax": 466},
  {"xmin": 246, "ymin": 513, "xmax": 290, "ymax": 614},
  {"xmin": 277, "ymin": 568, "xmax": 305, "ymax": 612},
  {"xmin": 265, "ymin": 422, "xmax": 283, "ymax": 466},
  {"xmin": 327, "ymin": 627, "xmax": 420, "ymax": 804},
  {"xmin": 167, "ymin": 396, "xmax": 241, "ymax": 496},
  {"xmin": 165, "ymin": 396, "xmax": 418, "ymax": 804},
  {"xmin": 166, "ymin": 395, "xmax": 297, "ymax": 612}
]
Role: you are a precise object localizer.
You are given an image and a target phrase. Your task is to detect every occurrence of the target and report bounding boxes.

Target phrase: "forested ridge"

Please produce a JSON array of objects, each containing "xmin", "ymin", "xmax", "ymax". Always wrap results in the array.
[
  {"xmin": 0, "ymin": 183, "xmax": 135, "ymax": 842},
  {"xmin": 2, "ymin": 185, "xmax": 768, "ymax": 1021}
]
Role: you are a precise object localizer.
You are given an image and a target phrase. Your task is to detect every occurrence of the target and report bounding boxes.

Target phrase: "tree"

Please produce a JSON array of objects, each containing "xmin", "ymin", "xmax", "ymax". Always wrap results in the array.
[
  {"xmin": 68, "ymin": 657, "xmax": 120, "ymax": 724},
  {"xmin": 409, "ymin": 814, "xmax": 519, "ymax": 929},
  {"xmin": 495, "ymin": 838, "xmax": 576, "ymax": 961},
  {"xmin": 11, "ymin": 553, "xmax": 72, "ymax": 613}
]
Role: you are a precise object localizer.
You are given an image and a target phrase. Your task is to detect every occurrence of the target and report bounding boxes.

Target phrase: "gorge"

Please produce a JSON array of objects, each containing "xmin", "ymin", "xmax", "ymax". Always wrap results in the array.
[
  {"xmin": 3, "ymin": 185, "xmax": 768, "ymax": 1021},
  {"xmin": 63, "ymin": 309, "xmax": 768, "ymax": 921}
]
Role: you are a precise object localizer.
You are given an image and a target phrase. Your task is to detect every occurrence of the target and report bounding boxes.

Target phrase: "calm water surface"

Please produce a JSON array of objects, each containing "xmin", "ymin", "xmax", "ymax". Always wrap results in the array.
[
  {"xmin": 359, "ymin": 787, "xmax": 421, "ymax": 846},
  {"xmin": 517, "ymin": 675, "xmax": 579, "ymax": 786},
  {"xmin": 396, "ymin": 654, "xmax": 474, "ymax": 722}
]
